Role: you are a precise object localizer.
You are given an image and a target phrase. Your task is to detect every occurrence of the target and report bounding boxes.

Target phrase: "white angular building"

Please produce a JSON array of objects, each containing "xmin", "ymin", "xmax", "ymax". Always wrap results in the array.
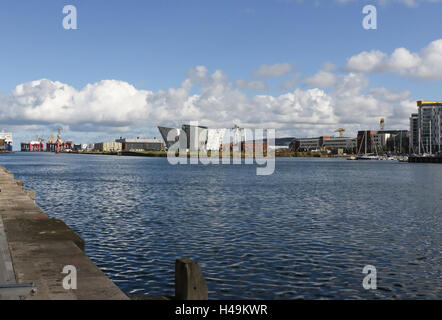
[{"xmin": 206, "ymin": 129, "xmax": 227, "ymax": 151}]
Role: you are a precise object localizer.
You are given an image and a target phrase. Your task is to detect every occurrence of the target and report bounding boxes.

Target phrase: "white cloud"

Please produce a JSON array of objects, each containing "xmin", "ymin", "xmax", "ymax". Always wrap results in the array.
[
  {"xmin": 253, "ymin": 63, "xmax": 293, "ymax": 78},
  {"xmin": 2, "ymin": 79, "xmax": 150, "ymax": 128},
  {"xmin": 330, "ymin": 73, "xmax": 415, "ymax": 130},
  {"xmin": 235, "ymin": 79, "xmax": 268, "ymax": 91},
  {"xmin": 323, "ymin": 62, "xmax": 337, "ymax": 72},
  {"xmin": 333, "ymin": 72, "xmax": 370, "ymax": 97},
  {"xmin": 186, "ymin": 65, "xmax": 209, "ymax": 84},
  {"xmin": 369, "ymin": 88, "xmax": 411, "ymax": 102},
  {"xmin": 305, "ymin": 70, "xmax": 337, "ymax": 88},
  {"xmin": 385, "ymin": 48, "xmax": 421, "ymax": 72},
  {"xmin": 347, "ymin": 50, "xmax": 387, "ymax": 73},
  {"xmin": 346, "ymin": 39, "xmax": 442, "ymax": 79},
  {"xmin": 0, "ymin": 67, "xmax": 416, "ymax": 139},
  {"xmin": 279, "ymin": 73, "xmax": 302, "ymax": 90}
]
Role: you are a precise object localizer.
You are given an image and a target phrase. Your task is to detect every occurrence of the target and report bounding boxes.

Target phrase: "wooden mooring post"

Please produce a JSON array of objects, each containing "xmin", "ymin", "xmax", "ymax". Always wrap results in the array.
[{"xmin": 175, "ymin": 258, "xmax": 208, "ymax": 300}]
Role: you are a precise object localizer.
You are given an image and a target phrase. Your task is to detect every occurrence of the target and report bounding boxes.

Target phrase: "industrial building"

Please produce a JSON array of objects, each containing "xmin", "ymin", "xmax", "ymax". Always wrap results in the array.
[
  {"xmin": 322, "ymin": 137, "xmax": 357, "ymax": 151},
  {"xmin": 290, "ymin": 137, "xmax": 322, "ymax": 151},
  {"xmin": 290, "ymin": 136, "xmax": 356, "ymax": 153},
  {"xmin": 115, "ymin": 137, "xmax": 164, "ymax": 151},
  {"xmin": 72, "ymin": 144, "xmax": 88, "ymax": 151},
  {"xmin": 94, "ymin": 142, "xmax": 122, "ymax": 152},
  {"xmin": 413, "ymin": 101, "xmax": 442, "ymax": 154}
]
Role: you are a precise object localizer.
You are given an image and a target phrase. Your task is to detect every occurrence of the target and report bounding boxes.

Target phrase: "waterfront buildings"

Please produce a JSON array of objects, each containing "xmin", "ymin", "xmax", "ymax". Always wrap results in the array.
[
  {"xmin": 289, "ymin": 128, "xmax": 408, "ymax": 155},
  {"xmin": 72, "ymin": 144, "xmax": 88, "ymax": 151},
  {"xmin": 356, "ymin": 131, "xmax": 377, "ymax": 154},
  {"xmin": 381, "ymin": 130, "xmax": 409, "ymax": 153},
  {"xmin": 357, "ymin": 130, "xmax": 409, "ymax": 154},
  {"xmin": 158, "ymin": 124, "xmax": 228, "ymax": 152},
  {"xmin": 115, "ymin": 137, "xmax": 164, "ymax": 151},
  {"xmin": 290, "ymin": 137, "xmax": 322, "ymax": 151},
  {"xmin": 410, "ymin": 113, "xmax": 419, "ymax": 154},
  {"xmin": 206, "ymin": 129, "xmax": 227, "ymax": 151},
  {"xmin": 181, "ymin": 124, "xmax": 209, "ymax": 152},
  {"xmin": 290, "ymin": 136, "xmax": 356, "ymax": 153},
  {"xmin": 322, "ymin": 137, "xmax": 357, "ymax": 152},
  {"xmin": 268, "ymin": 145, "xmax": 290, "ymax": 151},
  {"xmin": 415, "ymin": 101, "xmax": 442, "ymax": 154},
  {"xmin": 220, "ymin": 140, "xmax": 268, "ymax": 153},
  {"xmin": 94, "ymin": 142, "xmax": 122, "ymax": 152},
  {"xmin": 158, "ymin": 126, "xmax": 181, "ymax": 149}
]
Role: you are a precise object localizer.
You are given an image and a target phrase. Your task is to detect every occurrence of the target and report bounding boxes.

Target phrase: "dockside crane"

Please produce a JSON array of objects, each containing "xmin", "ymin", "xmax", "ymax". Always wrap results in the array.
[{"xmin": 335, "ymin": 128, "xmax": 346, "ymax": 138}]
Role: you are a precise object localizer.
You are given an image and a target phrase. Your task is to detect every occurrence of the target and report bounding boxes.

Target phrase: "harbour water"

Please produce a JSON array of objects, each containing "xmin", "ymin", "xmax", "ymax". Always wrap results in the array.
[{"xmin": 0, "ymin": 153, "xmax": 441, "ymax": 299}]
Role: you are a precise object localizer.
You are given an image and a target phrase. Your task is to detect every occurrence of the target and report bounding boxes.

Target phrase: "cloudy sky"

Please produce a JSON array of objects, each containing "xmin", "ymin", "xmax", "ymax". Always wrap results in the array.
[{"xmin": 0, "ymin": 0, "xmax": 441, "ymax": 148}]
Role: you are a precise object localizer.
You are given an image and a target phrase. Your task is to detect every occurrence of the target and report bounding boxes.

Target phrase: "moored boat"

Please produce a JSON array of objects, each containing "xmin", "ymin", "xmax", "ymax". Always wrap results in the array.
[{"xmin": 356, "ymin": 154, "xmax": 379, "ymax": 160}]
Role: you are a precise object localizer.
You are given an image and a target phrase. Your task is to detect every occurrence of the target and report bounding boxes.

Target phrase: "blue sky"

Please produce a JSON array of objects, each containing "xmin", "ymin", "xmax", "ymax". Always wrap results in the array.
[{"xmin": 0, "ymin": 0, "xmax": 441, "ymax": 147}]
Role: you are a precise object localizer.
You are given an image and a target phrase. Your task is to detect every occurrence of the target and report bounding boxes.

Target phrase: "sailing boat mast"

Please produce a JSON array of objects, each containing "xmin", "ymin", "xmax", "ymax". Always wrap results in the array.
[
  {"xmin": 400, "ymin": 131, "xmax": 402, "ymax": 154},
  {"xmin": 439, "ymin": 111, "xmax": 441, "ymax": 154},
  {"xmin": 430, "ymin": 120, "xmax": 432, "ymax": 155},
  {"xmin": 419, "ymin": 112, "xmax": 422, "ymax": 155},
  {"xmin": 365, "ymin": 130, "xmax": 367, "ymax": 154},
  {"xmin": 357, "ymin": 131, "xmax": 364, "ymax": 155}
]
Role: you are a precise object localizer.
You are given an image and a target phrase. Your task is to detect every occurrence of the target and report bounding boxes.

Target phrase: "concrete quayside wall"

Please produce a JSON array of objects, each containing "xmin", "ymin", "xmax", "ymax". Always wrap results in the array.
[{"xmin": 0, "ymin": 165, "xmax": 128, "ymax": 300}]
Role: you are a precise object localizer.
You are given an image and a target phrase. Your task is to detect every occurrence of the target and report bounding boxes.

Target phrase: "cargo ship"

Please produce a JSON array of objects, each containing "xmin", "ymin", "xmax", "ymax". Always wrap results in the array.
[{"xmin": 0, "ymin": 132, "xmax": 13, "ymax": 153}]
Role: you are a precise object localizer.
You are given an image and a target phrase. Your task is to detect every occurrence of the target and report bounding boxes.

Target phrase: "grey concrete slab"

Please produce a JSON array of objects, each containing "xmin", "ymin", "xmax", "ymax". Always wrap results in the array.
[
  {"xmin": 0, "ymin": 166, "xmax": 128, "ymax": 300},
  {"xmin": 0, "ymin": 216, "xmax": 15, "ymax": 285}
]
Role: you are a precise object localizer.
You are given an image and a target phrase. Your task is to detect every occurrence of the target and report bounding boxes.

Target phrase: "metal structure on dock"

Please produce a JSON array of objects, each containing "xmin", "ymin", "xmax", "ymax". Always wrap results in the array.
[
  {"xmin": 0, "ymin": 132, "xmax": 13, "ymax": 153},
  {"xmin": 21, "ymin": 128, "xmax": 73, "ymax": 153}
]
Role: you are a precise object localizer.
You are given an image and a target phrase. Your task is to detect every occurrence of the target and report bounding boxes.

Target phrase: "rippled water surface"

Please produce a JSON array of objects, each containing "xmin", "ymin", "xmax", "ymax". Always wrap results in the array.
[{"xmin": 1, "ymin": 153, "xmax": 441, "ymax": 299}]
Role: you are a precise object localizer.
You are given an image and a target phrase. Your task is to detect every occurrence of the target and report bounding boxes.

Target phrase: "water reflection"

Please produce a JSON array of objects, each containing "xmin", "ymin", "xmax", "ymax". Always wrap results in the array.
[{"xmin": 0, "ymin": 153, "xmax": 441, "ymax": 299}]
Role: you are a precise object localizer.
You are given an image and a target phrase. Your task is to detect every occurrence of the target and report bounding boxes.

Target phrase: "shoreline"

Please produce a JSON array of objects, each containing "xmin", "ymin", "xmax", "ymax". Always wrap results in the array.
[{"xmin": 13, "ymin": 150, "xmax": 351, "ymax": 159}]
